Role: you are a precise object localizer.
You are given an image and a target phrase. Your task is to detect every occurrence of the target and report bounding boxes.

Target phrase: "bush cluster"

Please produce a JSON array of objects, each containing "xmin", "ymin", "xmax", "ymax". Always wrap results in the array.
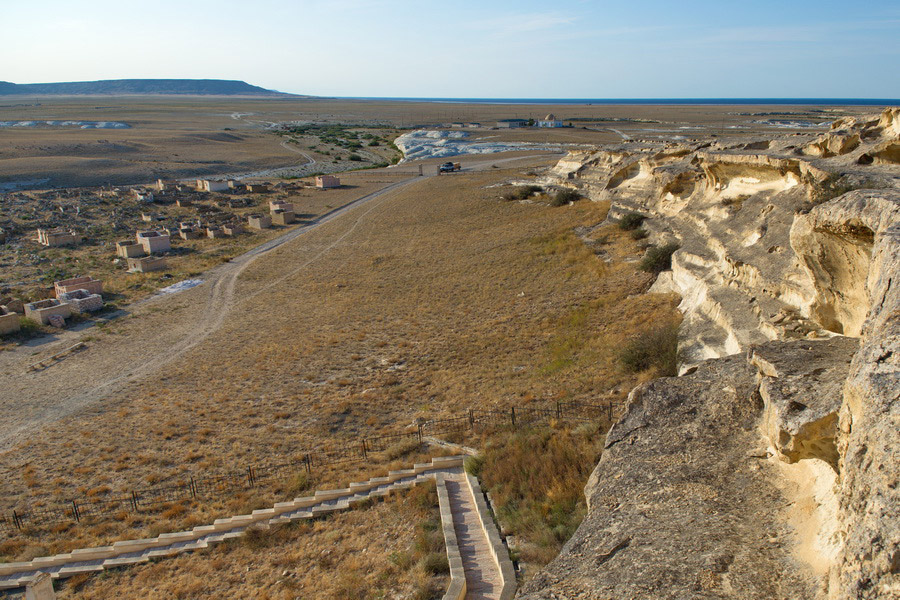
[
  {"xmin": 618, "ymin": 324, "xmax": 679, "ymax": 375},
  {"xmin": 550, "ymin": 188, "xmax": 581, "ymax": 206},
  {"xmin": 501, "ymin": 185, "xmax": 542, "ymax": 201},
  {"xmin": 618, "ymin": 212, "xmax": 646, "ymax": 231},
  {"xmin": 639, "ymin": 243, "xmax": 679, "ymax": 273}
]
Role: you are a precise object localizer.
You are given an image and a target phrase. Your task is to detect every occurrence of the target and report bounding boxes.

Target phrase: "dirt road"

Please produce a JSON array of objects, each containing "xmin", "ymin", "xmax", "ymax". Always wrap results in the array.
[{"xmin": 0, "ymin": 154, "xmax": 557, "ymax": 453}]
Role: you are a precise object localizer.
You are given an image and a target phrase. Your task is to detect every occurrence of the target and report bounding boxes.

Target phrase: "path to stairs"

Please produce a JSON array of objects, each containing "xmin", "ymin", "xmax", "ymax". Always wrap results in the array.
[{"xmin": 445, "ymin": 473, "xmax": 503, "ymax": 599}]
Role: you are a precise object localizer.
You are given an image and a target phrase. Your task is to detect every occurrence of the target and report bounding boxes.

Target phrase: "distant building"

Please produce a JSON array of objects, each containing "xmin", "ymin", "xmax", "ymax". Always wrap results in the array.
[
  {"xmin": 246, "ymin": 183, "xmax": 270, "ymax": 193},
  {"xmin": 538, "ymin": 114, "xmax": 563, "ymax": 128},
  {"xmin": 0, "ymin": 307, "xmax": 20, "ymax": 336},
  {"xmin": 197, "ymin": 179, "xmax": 230, "ymax": 193},
  {"xmin": 127, "ymin": 256, "xmax": 168, "ymax": 273},
  {"xmin": 59, "ymin": 289, "xmax": 103, "ymax": 313},
  {"xmin": 55, "ymin": 276, "xmax": 103, "ymax": 298},
  {"xmin": 24, "ymin": 298, "xmax": 72, "ymax": 326},
  {"xmin": 497, "ymin": 119, "xmax": 528, "ymax": 129},
  {"xmin": 316, "ymin": 175, "xmax": 341, "ymax": 189},
  {"xmin": 116, "ymin": 240, "xmax": 145, "ymax": 258},
  {"xmin": 36, "ymin": 228, "xmax": 80, "ymax": 247},
  {"xmin": 269, "ymin": 200, "xmax": 294, "ymax": 213},
  {"xmin": 136, "ymin": 230, "xmax": 171, "ymax": 254},
  {"xmin": 248, "ymin": 214, "xmax": 272, "ymax": 230}
]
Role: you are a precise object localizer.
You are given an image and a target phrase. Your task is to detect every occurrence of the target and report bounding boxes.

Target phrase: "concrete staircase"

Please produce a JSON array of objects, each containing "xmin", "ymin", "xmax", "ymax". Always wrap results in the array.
[{"xmin": 0, "ymin": 455, "xmax": 517, "ymax": 600}]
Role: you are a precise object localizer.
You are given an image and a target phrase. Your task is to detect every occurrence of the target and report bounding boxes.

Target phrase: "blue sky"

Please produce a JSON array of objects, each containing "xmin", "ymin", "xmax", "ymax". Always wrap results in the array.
[{"xmin": 3, "ymin": 0, "xmax": 898, "ymax": 98}]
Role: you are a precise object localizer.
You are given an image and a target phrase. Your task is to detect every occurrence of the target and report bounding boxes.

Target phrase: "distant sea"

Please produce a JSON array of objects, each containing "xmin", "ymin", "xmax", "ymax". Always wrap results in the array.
[{"xmin": 346, "ymin": 97, "xmax": 898, "ymax": 106}]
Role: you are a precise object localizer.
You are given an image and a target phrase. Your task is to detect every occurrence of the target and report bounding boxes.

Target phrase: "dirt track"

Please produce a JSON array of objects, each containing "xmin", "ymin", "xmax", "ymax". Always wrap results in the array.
[{"xmin": 0, "ymin": 154, "xmax": 557, "ymax": 453}]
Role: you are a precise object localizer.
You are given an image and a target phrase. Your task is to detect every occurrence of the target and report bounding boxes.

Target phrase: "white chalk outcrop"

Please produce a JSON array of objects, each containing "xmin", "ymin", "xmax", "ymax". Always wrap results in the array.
[{"xmin": 521, "ymin": 108, "xmax": 900, "ymax": 599}]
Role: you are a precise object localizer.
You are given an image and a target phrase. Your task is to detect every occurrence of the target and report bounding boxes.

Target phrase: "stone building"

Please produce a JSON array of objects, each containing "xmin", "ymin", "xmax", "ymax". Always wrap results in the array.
[
  {"xmin": 36, "ymin": 228, "xmax": 80, "ymax": 247},
  {"xmin": 24, "ymin": 299, "xmax": 72, "ymax": 325},
  {"xmin": 136, "ymin": 230, "xmax": 171, "ymax": 254},
  {"xmin": 316, "ymin": 175, "xmax": 341, "ymax": 189},
  {"xmin": 54, "ymin": 276, "xmax": 102, "ymax": 298}
]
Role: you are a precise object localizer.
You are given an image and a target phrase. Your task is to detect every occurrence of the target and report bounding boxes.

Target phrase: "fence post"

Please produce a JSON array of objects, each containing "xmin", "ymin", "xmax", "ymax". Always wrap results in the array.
[
  {"xmin": 304, "ymin": 453, "xmax": 311, "ymax": 474},
  {"xmin": 12, "ymin": 510, "xmax": 20, "ymax": 530},
  {"xmin": 190, "ymin": 477, "xmax": 197, "ymax": 499},
  {"xmin": 510, "ymin": 407, "xmax": 516, "ymax": 428},
  {"xmin": 468, "ymin": 408, "xmax": 474, "ymax": 428},
  {"xmin": 417, "ymin": 424, "xmax": 423, "ymax": 442},
  {"xmin": 131, "ymin": 491, "xmax": 138, "ymax": 511},
  {"xmin": 607, "ymin": 402, "xmax": 612, "ymax": 421},
  {"xmin": 247, "ymin": 467, "xmax": 255, "ymax": 487},
  {"xmin": 556, "ymin": 401, "xmax": 561, "ymax": 420},
  {"xmin": 72, "ymin": 500, "xmax": 80, "ymax": 522},
  {"xmin": 361, "ymin": 440, "xmax": 368, "ymax": 461}
]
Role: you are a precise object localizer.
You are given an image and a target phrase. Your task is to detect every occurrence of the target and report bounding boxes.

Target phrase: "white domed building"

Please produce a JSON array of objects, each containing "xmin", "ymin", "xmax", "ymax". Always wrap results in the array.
[{"xmin": 538, "ymin": 113, "xmax": 563, "ymax": 128}]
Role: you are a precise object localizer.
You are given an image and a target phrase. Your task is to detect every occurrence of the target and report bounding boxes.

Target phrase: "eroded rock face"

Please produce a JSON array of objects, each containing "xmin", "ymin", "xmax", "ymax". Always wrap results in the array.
[
  {"xmin": 518, "ymin": 352, "xmax": 821, "ymax": 600},
  {"xmin": 791, "ymin": 190, "xmax": 900, "ymax": 336},
  {"xmin": 522, "ymin": 110, "xmax": 900, "ymax": 599},
  {"xmin": 835, "ymin": 214, "xmax": 900, "ymax": 599},
  {"xmin": 750, "ymin": 337, "xmax": 858, "ymax": 468}
]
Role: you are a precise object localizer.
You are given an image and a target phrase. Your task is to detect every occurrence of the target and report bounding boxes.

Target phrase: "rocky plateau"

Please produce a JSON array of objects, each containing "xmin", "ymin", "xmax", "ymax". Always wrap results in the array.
[{"xmin": 519, "ymin": 109, "xmax": 899, "ymax": 599}]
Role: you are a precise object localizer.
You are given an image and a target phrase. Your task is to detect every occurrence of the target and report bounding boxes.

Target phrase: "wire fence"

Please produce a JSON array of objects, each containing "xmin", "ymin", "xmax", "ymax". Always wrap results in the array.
[{"xmin": 1, "ymin": 399, "xmax": 618, "ymax": 533}]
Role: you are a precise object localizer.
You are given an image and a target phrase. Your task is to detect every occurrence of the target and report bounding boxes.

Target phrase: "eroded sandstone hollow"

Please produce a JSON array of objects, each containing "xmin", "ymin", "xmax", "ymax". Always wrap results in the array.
[{"xmin": 519, "ymin": 109, "xmax": 899, "ymax": 599}]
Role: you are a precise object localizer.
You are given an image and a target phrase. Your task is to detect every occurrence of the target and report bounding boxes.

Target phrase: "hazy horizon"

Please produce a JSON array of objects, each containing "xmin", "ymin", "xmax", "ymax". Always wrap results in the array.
[{"xmin": 3, "ymin": 0, "xmax": 899, "ymax": 99}]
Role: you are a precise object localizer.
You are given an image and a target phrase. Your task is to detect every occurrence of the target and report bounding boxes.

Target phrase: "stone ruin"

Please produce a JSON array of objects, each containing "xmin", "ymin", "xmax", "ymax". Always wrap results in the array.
[
  {"xmin": 0, "ymin": 306, "xmax": 20, "ymax": 335},
  {"xmin": 36, "ymin": 228, "xmax": 80, "ymax": 247},
  {"xmin": 247, "ymin": 214, "xmax": 271, "ymax": 230},
  {"xmin": 54, "ymin": 276, "xmax": 102, "ymax": 298},
  {"xmin": 58, "ymin": 289, "xmax": 103, "ymax": 313},
  {"xmin": 126, "ymin": 256, "xmax": 168, "ymax": 273},
  {"xmin": 23, "ymin": 299, "xmax": 71, "ymax": 326},
  {"xmin": 136, "ymin": 230, "xmax": 171, "ymax": 254}
]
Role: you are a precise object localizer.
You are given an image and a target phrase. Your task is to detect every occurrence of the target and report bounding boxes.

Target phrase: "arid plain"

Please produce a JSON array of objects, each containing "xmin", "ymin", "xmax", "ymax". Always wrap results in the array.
[{"xmin": 0, "ymin": 97, "xmax": 883, "ymax": 598}]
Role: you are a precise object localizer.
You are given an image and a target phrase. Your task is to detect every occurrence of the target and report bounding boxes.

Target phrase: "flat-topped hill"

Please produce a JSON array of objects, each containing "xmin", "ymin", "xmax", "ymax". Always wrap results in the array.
[{"xmin": 0, "ymin": 78, "xmax": 290, "ymax": 96}]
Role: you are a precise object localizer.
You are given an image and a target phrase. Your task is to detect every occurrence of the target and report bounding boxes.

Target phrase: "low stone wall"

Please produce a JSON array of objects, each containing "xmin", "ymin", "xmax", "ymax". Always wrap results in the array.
[
  {"xmin": 54, "ymin": 277, "xmax": 102, "ymax": 297},
  {"xmin": 0, "ymin": 312, "xmax": 20, "ymax": 335},
  {"xmin": 437, "ymin": 475, "xmax": 467, "ymax": 600},
  {"xmin": 23, "ymin": 300, "xmax": 71, "ymax": 326},
  {"xmin": 464, "ymin": 473, "xmax": 517, "ymax": 600},
  {"xmin": 0, "ymin": 456, "xmax": 465, "ymax": 589}
]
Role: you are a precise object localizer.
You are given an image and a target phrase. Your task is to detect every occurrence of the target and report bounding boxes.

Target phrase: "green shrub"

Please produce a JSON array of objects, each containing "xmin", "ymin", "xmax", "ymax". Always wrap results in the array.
[
  {"xmin": 367, "ymin": 139, "xmax": 380, "ymax": 146},
  {"xmin": 551, "ymin": 188, "xmax": 582, "ymax": 206},
  {"xmin": 18, "ymin": 317, "xmax": 40, "ymax": 334},
  {"xmin": 639, "ymin": 243, "xmax": 679, "ymax": 273},
  {"xmin": 421, "ymin": 552, "xmax": 450, "ymax": 575},
  {"xmin": 630, "ymin": 228, "xmax": 648, "ymax": 240},
  {"xmin": 618, "ymin": 324, "xmax": 679, "ymax": 375},
  {"xmin": 618, "ymin": 212, "xmax": 647, "ymax": 230},
  {"xmin": 348, "ymin": 153, "xmax": 363, "ymax": 161},
  {"xmin": 464, "ymin": 454, "xmax": 484, "ymax": 477},
  {"xmin": 501, "ymin": 185, "xmax": 542, "ymax": 201}
]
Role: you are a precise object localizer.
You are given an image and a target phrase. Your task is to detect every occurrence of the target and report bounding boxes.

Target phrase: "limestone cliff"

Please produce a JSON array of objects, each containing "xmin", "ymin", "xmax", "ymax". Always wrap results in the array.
[{"xmin": 520, "ymin": 109, "xmax": 899, "ymax": 599}]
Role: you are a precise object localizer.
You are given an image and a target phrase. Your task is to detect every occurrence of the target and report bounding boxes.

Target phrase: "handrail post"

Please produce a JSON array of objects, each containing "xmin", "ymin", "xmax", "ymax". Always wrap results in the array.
[{"xmin": 511, "ymin": 406, "xmax": 516, "ymax": 428}]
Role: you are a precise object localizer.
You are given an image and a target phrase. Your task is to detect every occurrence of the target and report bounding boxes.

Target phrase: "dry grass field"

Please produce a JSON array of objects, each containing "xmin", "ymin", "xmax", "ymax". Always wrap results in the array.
[
  {"xmin": 51, "ymin": 481, "xmax": 448, "ymax": 600},
  {"xmin": 0, "ymin": 159, "xmax": 680, "ymax": 566}
]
